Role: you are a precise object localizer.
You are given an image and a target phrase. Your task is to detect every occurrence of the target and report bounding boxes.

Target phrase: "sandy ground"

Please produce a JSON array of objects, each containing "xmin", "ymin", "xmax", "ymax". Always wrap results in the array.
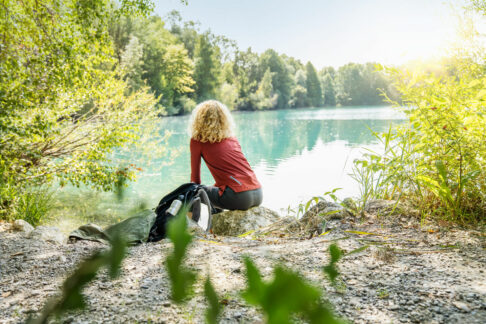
[{"xmin": 0, "ymin": 215, "xmax": 485, "ymax": 324}]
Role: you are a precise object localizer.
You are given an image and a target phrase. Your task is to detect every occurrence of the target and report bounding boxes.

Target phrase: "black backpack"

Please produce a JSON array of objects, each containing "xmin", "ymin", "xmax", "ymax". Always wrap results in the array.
[{"xmin": 147, "ymin": 183, "xmax": 212, "ymax": 242}]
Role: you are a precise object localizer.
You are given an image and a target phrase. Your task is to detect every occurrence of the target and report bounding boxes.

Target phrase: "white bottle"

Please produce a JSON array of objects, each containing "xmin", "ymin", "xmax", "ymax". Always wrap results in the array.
[{"xmin": 167, "ymin": 195, "xmax": 184, "ymax": 216}]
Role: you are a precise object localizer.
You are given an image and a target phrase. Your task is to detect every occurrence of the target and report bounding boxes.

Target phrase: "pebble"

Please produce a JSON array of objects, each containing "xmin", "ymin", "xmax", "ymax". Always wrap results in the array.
[
  {"xmin": 389, "ymin": 304, "xmax": 400, "ymax": 311},
  {"xmin": 1, "ymin": 216, "xmax": 485, "ymax": 323},
  {"xmin": 453, "ymin": 301, "xmax": 471, "ymax": 312}
]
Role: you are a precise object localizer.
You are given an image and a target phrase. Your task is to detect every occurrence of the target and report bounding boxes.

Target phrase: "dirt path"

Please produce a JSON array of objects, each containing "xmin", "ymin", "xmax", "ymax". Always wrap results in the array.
[{"xmin": 0, "ymin": 217, "xmax": 485, "ymax": 323}]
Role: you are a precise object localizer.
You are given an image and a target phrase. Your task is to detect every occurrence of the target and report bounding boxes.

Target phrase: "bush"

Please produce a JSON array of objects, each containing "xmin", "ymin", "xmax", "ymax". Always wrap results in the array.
[
  {"xmin": 0, "ymin": 0, "xmax": 162, "ymax": 222},
  {"xmin": 353, "ymin": 63, "xmax": 486, "ymax": 224}
]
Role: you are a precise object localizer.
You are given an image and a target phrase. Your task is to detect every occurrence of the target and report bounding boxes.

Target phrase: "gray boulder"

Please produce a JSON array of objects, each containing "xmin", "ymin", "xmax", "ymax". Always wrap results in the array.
[
  {"xmin": 211, "ymin": 206, "xmax": 280, "ymax": 236},
  {"xmin": 299, "ymin": 201, "xmax": 349, "ymax": 235},
  {"xmin": 29, "ymin": 226, "xmax": 66, "ymax": 244},
  {"xmin": 301, "ymin": 201, "xmax": 348, "ymax": 222},
  {"xmin": 364, "ymin": 199, "xmax": 398, "ymax": 215},
  {"xmin": 342, "ymin": 197, "xmax": 358, "ymax": 214},
  {"xmin": 12, "ymin": 219, "xmax": 34, "ymax": 233}
]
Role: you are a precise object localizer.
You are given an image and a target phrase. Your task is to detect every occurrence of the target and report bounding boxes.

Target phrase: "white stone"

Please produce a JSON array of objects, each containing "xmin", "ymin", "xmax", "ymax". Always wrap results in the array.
[
  {"xmin": 12, "ymin": 219, "xmax": 34, "ymax": 233},
  {"xmin": 28, "ymin": 226, "xmax": 66, "ymax": 244}
]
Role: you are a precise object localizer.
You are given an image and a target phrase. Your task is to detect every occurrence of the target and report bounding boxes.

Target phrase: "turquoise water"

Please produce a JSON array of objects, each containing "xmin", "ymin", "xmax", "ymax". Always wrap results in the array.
[
  {"xmin": 128, "ymin": 106, "xmax": 405, "ymax": 211},
  {"xmin": 52, "ymin": 105, "xmax": 406, "ymax": 229}
]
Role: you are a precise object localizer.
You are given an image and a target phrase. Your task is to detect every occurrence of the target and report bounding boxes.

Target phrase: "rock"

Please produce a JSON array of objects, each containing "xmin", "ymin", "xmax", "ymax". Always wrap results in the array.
[
  {"xmin": 299, "ymin": 201, "xmax": 348, "ymax": 235},
  {"xmin": 389, "ymin": 304, "xmax": 400, "ymax": 311},
  {"xmin": 12, "ymin": 220, "xmax": 34, "ymax": 233},
  {"xmin": 371, "ymin": 246, "xmax": 395, "ymax": 263},
  {"xmin": 342, "ymin": 197, "xmax": 358, "ymax": 213},
  {"xmin": 251, "ymin": 216, "xmax": 302, "ymax": 237},
  {"xmin": 453, "ymin": 301, "xmax": 471, "ymax": 312},
  {"xmin": 302, "ymin": 201, "xmax": 348, "ymax": 221},
  {"xmin": 211, "ymin": 206, "xmax": 280, "ymax": 236},
  {"xmin": 28, "ymin": 226, "xmax": 66, "ymax": 244},
  {"xmin": 364, "ymin": 199, "xmax": 398, "ymax": 215},
  {"xmin": 187, "ymin": 218, "xmax": 207, "ymax": 237}
]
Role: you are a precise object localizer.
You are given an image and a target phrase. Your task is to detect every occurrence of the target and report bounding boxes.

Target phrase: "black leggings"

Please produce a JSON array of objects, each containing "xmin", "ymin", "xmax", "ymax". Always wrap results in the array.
[{"xmin": 203, "ymin": 186, "xmax": 263, "ymax": 211}]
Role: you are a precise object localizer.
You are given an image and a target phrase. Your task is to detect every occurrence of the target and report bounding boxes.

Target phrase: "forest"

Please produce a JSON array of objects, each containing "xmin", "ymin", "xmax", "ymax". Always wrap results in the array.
[{"xmin": 110, "ymin": 11, "xmax": 399, "ymax": 115}]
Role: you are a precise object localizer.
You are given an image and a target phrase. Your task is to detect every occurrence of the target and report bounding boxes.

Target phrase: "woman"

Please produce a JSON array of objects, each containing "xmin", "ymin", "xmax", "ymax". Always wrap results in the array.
[{"xmin": 189, "ymin": 100, "xmax": 262, "ymax": 211}]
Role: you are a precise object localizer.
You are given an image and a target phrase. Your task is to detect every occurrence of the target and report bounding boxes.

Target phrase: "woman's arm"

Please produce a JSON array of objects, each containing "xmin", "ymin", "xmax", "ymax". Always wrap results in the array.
[{"xmin": 190, "ymin": 139, "xmax": 202, "ymax": 183}]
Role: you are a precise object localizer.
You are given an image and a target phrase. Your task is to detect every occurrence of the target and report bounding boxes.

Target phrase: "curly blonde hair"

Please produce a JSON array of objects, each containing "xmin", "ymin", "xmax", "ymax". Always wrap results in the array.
[{"xmin": 189, "ymin": 100, "xmax": 235, "ymax": 143}]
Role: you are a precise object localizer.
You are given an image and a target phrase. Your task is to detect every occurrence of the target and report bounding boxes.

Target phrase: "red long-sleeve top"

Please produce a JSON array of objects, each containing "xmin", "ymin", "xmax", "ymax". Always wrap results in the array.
[{"xmin": 190, "ymin": 137, "xmax": 261, "ymax": 195}]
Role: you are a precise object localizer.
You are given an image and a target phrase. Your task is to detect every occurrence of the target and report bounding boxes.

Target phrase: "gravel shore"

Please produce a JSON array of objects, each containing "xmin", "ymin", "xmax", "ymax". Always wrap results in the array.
[{"xmin": 0, "ymin": 216, "xmax": 485, "ymax": 323}]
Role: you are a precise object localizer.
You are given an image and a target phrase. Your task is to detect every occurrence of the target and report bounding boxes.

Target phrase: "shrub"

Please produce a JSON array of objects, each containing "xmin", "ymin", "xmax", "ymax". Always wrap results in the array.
[
  {"xmin": 0, "ymin": 0, "xmax": 163, "ymax": 222},
  {"xmin": 353, "ymin": 63, "xmax": 486, "ymax": 224}
]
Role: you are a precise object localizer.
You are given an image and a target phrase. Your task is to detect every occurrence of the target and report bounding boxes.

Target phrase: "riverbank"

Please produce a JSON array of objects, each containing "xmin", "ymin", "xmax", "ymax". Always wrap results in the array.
[
  {"xmin": 45, "ymin": 105, "xmax": 406, "ymax": 233},
  {"xmin": 1, "ymin": 208, "xmax": 485, "ymax": 323}
]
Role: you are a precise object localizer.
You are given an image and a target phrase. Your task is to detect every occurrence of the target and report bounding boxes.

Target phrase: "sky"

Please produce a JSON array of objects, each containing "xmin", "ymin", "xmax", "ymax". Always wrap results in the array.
[{"xmin": 154, "ymin": 0, "xmax": 466, "ymax": 68}]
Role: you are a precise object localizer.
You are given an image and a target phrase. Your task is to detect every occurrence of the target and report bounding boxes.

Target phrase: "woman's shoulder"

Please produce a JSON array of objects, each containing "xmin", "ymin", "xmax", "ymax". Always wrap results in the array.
[
  {"xmin": 221, "ymin": 137, "xmax": 241, "ymax": 146},
  {"xmin": 192, "ymin": 137, "xmax": 238, "ymax": 144}
]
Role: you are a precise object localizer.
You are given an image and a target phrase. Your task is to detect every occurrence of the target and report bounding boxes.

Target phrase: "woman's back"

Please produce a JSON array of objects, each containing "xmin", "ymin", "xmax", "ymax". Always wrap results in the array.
[{"xmin": 190, "ymin": 137, "xmax": 260, "ymax": 193}]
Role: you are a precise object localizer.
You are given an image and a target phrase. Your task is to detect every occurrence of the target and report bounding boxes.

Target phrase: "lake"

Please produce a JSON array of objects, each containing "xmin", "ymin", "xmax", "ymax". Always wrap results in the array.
[{"xmin": 50, "ymin": 105, "xmax": 406, "ymax": 230}]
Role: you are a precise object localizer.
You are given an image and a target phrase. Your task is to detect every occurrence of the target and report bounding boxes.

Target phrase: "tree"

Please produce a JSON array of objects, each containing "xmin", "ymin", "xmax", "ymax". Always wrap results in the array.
[
  {"xmin": 289, "ymin": 86, "xmax": 308, "ymax": 108},
  {"xmin": 319, "ymin": 66, "xmax": 337, "ymax": 106},
  {"xmin": 160, "ymin": 44, "xmax": 195, "ymax": 108},
  {"xmin": 194, "ymin": 32, "xmax": 222, "ymax": 100},
  {"xmin": 295, "ymin": 69, "xmax": 307, "ymax": 88},
  {"xmin": 259, "ymin": 49, "xmax": 293, "ymax": 108},
  {"xmin": 321, "ymin": 74, "xmax": 336, "ymax": 106},
  {"xmin": 305, "ymin": 62, "xmax": 323, "ymax": 107},
  {"xmin": 0, "ymin": 0, "xmax": 161, "ymax": 222},
  {"xmin": 119, "ymin": 35, "xmax": 145, "ymax": 93},
  {"xmin": 232, "ymin": 48, "xmax": 260, "ymax": 110},
  {"xmin": 290, "ymin": 69, "xmax": 308, "ymax": 108},
  {"xmin": 167, "ymin": 12, "xmax": 200, "ymax": 59},
  {"xmin": 217, "ymin": 83, "xmax": 239, "ymax": 110},
  {"xmin": 334, "ymin": 63, "xmax": 392, "ymax": 106},
  {"xmin": 135, "ymin": 16, "xmax": 179, "ymax": 99},
  {"xmin": 335, "ymin": 63, "xmax": 364, "ymax": 106},
  {"xmin": 249, "ymin": 69, "xmax": 278, "ymax": 110}
]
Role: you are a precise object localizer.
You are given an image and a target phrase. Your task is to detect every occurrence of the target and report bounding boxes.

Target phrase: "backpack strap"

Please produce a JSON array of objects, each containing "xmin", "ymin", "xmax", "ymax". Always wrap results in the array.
[{"xmin": 196, "ymin": 188, "xmax": 212, "ymax": 232}]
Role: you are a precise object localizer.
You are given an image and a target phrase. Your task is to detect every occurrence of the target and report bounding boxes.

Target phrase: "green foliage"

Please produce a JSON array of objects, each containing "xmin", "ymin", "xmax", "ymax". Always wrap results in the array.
[
  {"xmin": 119, "ymin": 35, "xmax": 145, "ymax": 93},
  {"xmin": 0, "ymin": 0, "xmax": 165, "ymax": 222},
  {"xmin": 216, "ymin": 82, "xmax": 239, "ymax": 110},
  {"xmin": 110, "ymin": 11, "xmax": 396, "ymax": 113},
  {"xmin": 29, "ymin": 235, "xmax": 127, "ymax": 324},
  {"xmin": 333, "ymin": 63, "xmax": 395, "ymax": 106},
  {"xmin": 204, "ymin": 277, "xmax": 222, "ymax": 324},
  {"xmin": 353, "ymin": 59, "xmax": 486, "ymax": 223},
  {"xmin": 165, "ymin": 210, "xmax": 196, "ymax": 303},
  {"xmin": 323, "ymin": 244, "xmax": 342, "ymax": 284},
  {"xmin": 469, "ymin": 0, "xmax": 486, "ymax": 13},
  {"xmin": 306, "ymin": 62, "xmax": 323, "ymax": 107},
  {"xmin": 241, "ymin": 258, "xmax": 343, "ymax": 324},
  {"xmin": 249, "ymin": 68, "xmax": 278, "ymax": 110},
  {"xmin": 259, "ymin": 49, "xmax": 293, "ymax": 108},
  {"xmin": 232, "ymin": 48, "xmax": 260, "ymax": 110},
  {"xmin": 16, "ymin": 187, "xmax": 54, "ymax": 226},
  {"xmin": 160, "ymin": 44, "xmax": 195, "ymax": 107},
  {"xmin": 321, "ymin": 73, "xmax": 337, "ymax": 106},
  {"xmin": 194, "ymin": 32, "xmax": 222, "ymax": 100},
  {"xmin": 289, "ymin": 85, "xmax": 308, "ymax": 108},
  {"xmin": 177, "ymin": 95, "xmax": 198, "ymax": 114}
]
